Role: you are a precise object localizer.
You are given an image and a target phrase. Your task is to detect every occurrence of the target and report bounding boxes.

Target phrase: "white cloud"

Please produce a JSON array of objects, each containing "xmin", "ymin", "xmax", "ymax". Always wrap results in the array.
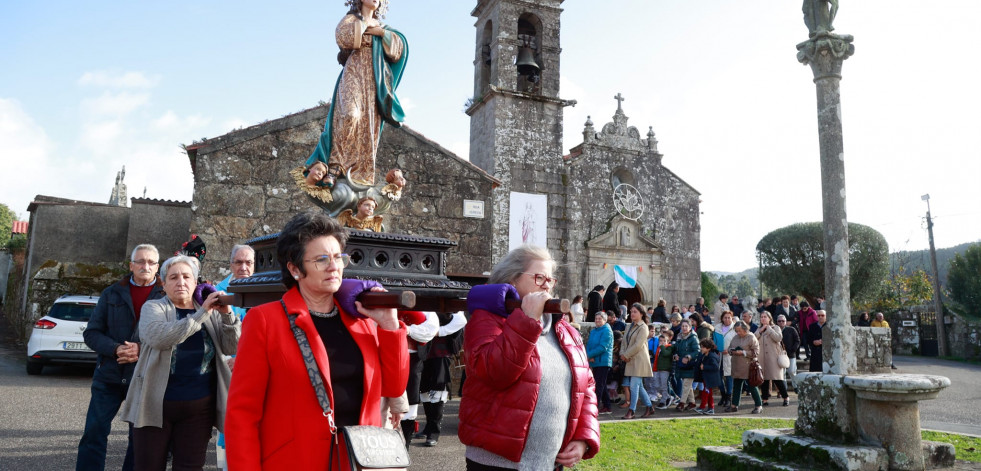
[
  {"xmin": 78, "ymin": 71, "xmax": 159, "ymax": 89},
  {"xmin": 0, "ymin": 99, "xmax": 56, "ymax": 214},
  {"xmin": 80, "ymin": 91, "xmax": 150, "ymax": 117}
]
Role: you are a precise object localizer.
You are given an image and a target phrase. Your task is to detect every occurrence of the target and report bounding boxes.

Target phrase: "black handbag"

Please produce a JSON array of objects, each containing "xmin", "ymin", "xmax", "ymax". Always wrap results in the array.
[{"xmin": 282, "ymin": 301, "xmax": 410, "ymax": 471}]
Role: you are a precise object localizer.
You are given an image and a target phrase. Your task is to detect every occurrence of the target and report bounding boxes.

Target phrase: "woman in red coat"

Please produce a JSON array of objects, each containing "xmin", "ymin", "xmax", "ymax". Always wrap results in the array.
[
  {"xmin": 460, "ymin": 245, "xmax": 600, "ymax": 470},
  {"xmin": 224, "ymin": 210, "xmax": 408, "ymax": 470}
]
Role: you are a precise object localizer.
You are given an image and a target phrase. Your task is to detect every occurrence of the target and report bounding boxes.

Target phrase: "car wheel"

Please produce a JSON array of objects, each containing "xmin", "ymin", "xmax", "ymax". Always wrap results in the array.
[{"xmin": 26, "ymin": 361, "xmax": 43, "ymax": 375}]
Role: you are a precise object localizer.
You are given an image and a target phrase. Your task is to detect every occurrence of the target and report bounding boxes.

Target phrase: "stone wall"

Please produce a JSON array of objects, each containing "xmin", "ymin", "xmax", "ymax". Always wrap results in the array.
[
  {"xmin": 26, "ymin": 196, "xmax": 131, "ymax": 273},
  {"xmin": 127, "ymin": 198, "xmax": 192, "ymax": 257},
  {"xmin": 0, "ymin": 250, "xmax": 11, "ymax": 305},
  {"xmin": 14, "ymin": 261, "xmax": 126, "ymax": 342},
  {"xmin": 852, "ymin": 327, "xmax": 892, "ymax": 374},
  {"xmin": 947, "ymin": 313, "xmax": 981, "ymax": 360},
  {"xmin": 187, "ymin": 105, "xmax": 498, "ymax": 282},
  {"xmin": 883, "ymin": 308, "xmax": 980, "ymax": 360}
]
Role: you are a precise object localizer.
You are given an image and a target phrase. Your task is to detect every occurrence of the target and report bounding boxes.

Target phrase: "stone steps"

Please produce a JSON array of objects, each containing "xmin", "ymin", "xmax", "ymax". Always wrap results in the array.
[
  {"xmin": 697, "ymin": 428, "xmax": 956, "ymax": 470},
  {"xmin": 697, "ymin": 446, "xmax": 809, "ymax": 471}
]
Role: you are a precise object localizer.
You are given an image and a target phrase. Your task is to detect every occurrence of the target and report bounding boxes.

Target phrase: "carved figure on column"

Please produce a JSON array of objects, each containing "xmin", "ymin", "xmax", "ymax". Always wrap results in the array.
[{"xmin": 802, "ymin": 0, "xmax": 839, "ymax": 38}]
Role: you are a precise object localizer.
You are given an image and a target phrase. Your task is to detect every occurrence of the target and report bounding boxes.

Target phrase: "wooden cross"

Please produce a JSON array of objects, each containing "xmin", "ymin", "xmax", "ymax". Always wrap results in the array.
[{"xmin": 614, "ymin": 93, "xmax": 625, "ymax": 110}]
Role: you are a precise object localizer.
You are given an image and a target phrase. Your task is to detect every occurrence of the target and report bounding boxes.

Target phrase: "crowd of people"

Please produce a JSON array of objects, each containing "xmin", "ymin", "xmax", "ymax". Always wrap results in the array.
[{"xmin": 577, "ymin": 291, "xmax": 833, "ymax": 418}]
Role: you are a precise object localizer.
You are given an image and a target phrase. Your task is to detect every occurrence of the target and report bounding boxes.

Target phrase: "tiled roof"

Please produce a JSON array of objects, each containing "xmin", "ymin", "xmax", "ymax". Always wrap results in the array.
[{"xmin": 11, "ymin": 221, "xmax": 28, "ymax": 234}]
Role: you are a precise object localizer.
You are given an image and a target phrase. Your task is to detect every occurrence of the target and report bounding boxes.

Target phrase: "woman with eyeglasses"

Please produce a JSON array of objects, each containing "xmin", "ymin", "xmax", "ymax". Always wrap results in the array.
[
  {"xmin": 224, "ymin": 210, "xmax": 409, "ymax": 470},
  {"xmin": 460, "ymin": 245, "xmax": 599, "ymax": 470}
]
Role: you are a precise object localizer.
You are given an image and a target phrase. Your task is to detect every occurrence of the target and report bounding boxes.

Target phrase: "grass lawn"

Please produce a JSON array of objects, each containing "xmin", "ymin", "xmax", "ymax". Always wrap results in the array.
[{"xmin": 579, "ymin": 419, "xmax": 981, "ymax": 470}]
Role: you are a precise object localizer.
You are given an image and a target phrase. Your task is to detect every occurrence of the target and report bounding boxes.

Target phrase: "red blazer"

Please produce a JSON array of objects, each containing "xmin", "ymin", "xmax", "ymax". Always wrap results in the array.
[
  {"xmin": 225, "ymin": 287, "xmax": 409, "ymax": 471},
  {"xmin": 459, "ymin": 308, "xmax": 600, "ymax": 462}
]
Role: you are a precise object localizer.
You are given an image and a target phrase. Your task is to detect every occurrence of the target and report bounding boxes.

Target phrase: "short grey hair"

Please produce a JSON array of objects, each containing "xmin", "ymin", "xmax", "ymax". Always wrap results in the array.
[
  {"xmin": 130, "ymin": 244, "xmax": 159, "ymax": 262},
  {"xmin": 594, "ymin": 311, "xmax": 608, "ymax": 322},
  {"xmin": 670, "ymin": 313, "xmax": 682, "ymax": 322},
  {"xmin": 161, "ymin": 255, "xmax": 200, "ymax": 281},
  {"xmin": 733, "ymin": 320, "xmax": 748, "ymax": 332},
  {"xmin": 229, "ymin": 244, "xmax": 255, "ymax": 264},
  {"xmin": 488, "ymin": 245, "xmax": 554, "ymax": 285}
]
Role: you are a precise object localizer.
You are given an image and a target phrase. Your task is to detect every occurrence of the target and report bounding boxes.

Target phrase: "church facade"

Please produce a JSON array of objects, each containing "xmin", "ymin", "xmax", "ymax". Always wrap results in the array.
[{"xmin": 187, "ymin": 0, "xmax": 700, "ymax": 306}]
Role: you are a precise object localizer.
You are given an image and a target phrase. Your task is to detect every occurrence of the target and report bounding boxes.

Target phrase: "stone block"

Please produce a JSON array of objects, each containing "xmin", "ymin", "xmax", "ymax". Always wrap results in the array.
[
  {"xmin": 794, "ymin": 373, "xmax": 859, "ymax": 442},
  {"xmin": 742, "ymin": 428, "xmax": 888, "ymax": 471},
  {"xmin": 921, "ymin": 440, "xmax": 956, "ymax": 469}
]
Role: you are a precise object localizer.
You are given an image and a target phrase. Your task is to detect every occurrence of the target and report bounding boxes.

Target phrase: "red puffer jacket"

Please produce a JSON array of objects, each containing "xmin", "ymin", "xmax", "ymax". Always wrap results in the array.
[{"xmin": 459, "ymin": 285, "xmax": 600, "ymax": 462}]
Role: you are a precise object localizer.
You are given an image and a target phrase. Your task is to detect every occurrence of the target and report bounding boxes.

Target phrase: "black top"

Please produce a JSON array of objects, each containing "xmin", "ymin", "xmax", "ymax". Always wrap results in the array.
[
  {"xmin": 312, "ymin": 314, "xmax": 365, "ymax": 427},
  {"xmin": 165, "ymin": 308, "xmax": 216, "ymax": 401}
]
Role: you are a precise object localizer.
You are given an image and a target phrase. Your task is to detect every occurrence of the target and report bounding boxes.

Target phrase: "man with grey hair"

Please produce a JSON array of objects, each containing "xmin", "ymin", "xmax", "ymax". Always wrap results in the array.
[
  {"xmin": 78, "ymin": 244, "xmax": 165, "ymax": 471},
  {"xmin": 214, "ymin": 244, "xmax": 255, "ymax": 467},
  {"xmin": 214, "ymin": 244, "xmax": 255, "ymax": 324}
]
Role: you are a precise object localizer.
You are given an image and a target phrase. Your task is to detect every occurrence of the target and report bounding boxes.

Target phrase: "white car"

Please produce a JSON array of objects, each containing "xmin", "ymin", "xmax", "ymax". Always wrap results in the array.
[{"xmin": 26, "ymin": 295, "xmax": 98, "ymax": 375}]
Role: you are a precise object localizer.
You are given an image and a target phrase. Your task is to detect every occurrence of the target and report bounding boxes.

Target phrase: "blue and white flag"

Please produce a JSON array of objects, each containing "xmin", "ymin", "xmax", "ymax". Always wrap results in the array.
[{"xmin": 614, "ymin": 265, "xmax": 637, "ymax": 288}]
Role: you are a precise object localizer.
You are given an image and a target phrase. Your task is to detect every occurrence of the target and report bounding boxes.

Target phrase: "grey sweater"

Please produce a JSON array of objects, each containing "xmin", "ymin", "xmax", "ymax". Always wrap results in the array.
[{"xmin": 466, "ymin": 314, "xmax": 572, "ymax": 470}]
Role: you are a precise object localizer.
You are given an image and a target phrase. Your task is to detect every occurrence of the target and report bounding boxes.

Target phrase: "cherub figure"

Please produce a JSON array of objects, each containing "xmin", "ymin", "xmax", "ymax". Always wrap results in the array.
[
  {"xmin": 337, "ymin": 196, "xmax": 384, "ymax": 232},
  {"xmin": 380, "ymin": 168, "xmax": 406, "ymax": 201}
]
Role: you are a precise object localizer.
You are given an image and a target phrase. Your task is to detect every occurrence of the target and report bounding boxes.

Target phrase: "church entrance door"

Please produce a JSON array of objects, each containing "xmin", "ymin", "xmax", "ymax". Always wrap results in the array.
[{"xmin": 619, "ymin": 287, "xmax": 642, "ymax": 309}]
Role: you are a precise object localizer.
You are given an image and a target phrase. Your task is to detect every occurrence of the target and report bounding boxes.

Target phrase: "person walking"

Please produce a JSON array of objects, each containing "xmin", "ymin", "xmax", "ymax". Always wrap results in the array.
[
  {"xmin": 586, "ymin": 312, "xmax": 615, "ymax": 414},
  {"xmin": 672, "ymin": 319, "xmax": 699, "ymax": 411},
  {"xmin": 726, "ymin": 321, "xmax": 763, "ymax": 414},
  {"xmin": 620, "ymin": 303, "xmax": 655, "ymax": 419},
  {"xmin": 756, "ymin": 311, "xmax": 789, "ymax": 407}
]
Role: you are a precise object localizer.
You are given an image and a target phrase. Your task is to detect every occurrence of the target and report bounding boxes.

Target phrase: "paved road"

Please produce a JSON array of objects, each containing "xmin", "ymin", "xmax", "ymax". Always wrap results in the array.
[{"xmin": 1, "ymin": 311, "xmax": 977, "ymax": 471}]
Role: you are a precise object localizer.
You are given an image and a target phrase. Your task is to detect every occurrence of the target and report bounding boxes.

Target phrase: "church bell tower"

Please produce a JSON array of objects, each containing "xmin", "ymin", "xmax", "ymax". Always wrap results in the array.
[{"xmin": 466, "ymin": 0, "xmax": 575, "ymax": 263}]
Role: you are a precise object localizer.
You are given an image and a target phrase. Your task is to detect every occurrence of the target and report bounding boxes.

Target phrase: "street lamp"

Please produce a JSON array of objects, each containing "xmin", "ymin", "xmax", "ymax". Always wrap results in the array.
[{"xmin": 922, "ymin": 194, "xmax": 949, "ymax": 357}]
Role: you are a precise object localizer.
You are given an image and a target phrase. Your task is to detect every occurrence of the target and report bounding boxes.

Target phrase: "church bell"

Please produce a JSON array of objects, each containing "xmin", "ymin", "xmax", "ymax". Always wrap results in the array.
[{"xmin": 515, "ymin": 46, "xmax": 540, "ymax": 77}]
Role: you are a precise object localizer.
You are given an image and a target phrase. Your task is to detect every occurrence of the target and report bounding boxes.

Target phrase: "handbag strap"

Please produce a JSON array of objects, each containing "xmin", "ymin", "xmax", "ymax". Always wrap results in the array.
[{"xmin": 281, "ymin": 299, "xmax": 337, "ymax": 435}]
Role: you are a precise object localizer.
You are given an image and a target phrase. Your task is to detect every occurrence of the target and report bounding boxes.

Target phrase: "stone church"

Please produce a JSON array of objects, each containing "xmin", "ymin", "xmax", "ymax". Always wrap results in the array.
[{"xmin": 187, "ymin": 0, "xmax": 701, "ymax": 306}]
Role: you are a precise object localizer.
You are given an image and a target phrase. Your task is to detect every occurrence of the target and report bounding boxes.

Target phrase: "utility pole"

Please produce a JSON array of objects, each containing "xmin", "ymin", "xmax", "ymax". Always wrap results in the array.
[{"xmin": 922, "ymin": 194, "xmax": 949, "ymax": 357}]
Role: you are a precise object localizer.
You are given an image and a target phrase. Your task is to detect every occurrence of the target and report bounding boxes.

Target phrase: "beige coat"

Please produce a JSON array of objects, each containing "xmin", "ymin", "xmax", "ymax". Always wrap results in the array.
[
  {"xmin": 121, "ymin": 296, "xmax": 240, "ymax": 431},
  {"xmin": 621, "ymin": 321, "xmax": 653, "ymax": 378},
  {"xmin": 755, "ymin": 324, "xmax": 786, "ymax": 381},
  {"xmin": 728, "ymin": 332, "xmax": 760, "ymax": 380}
]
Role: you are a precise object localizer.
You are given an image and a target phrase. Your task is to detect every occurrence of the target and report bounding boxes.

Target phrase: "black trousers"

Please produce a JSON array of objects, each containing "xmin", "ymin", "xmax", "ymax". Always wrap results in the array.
[
  {"xmin": 760, "ymin": 379, "xmax": 788, "ymax": 400},
  {"xmin": 132, "ymin": 395, "xmax": 215, "ymax": 471}
]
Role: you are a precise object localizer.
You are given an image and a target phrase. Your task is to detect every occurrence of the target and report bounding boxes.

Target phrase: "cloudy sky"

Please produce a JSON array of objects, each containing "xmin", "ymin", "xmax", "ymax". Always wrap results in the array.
[{"xmin": 2, "ymin": 1, "xmax": 979, "ymax": 272}]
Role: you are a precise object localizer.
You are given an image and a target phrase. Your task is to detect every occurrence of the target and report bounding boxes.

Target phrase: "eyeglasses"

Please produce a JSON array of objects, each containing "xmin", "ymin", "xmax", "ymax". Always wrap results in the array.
[
  {"xmin": 304, "ymin": 253, "xmax": 351, "ymax": 270},
  {"xmin": 521, "ymin": 272, "xmax": 557, "ymax": 287},
  {"xmin": 132, "ymin": 259, "xmax": 159, "ymax": 266},
  {"xmin": 777, "ymin": 319, "xmax": 786, "ymax": 323}
]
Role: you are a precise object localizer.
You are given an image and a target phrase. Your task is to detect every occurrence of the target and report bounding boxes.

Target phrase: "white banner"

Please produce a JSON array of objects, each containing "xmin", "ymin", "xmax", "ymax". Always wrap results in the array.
[
  {"xmin": 614, "ymin": 265, "xmax": 637, "ymax": 288},
  {"xmin": 509, "ymin": 192, "xmax": 548, "ymax": 251}
]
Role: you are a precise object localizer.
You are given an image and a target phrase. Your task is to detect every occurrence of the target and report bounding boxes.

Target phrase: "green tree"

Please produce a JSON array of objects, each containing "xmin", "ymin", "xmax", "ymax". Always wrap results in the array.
[
  {"xmin": 735, "ymin": 276, "xmax": 756, "ymax": 300},
  {"xmin": 858, "ymin": 268, "xmax": 934, "ymax": 312},
  {"xmin": 947, "ymin": 243, "xmax": 981, "ymax": 317},
  {"xmin": 701, "ymin": 272, "xmax": 719, "ymax": 305},
  {"xmin": 756, "ymin": 222, "xmax": 889, "ymax": 305},
  {"xmin": 0, "ymin": 203, "xmax": 15, "ymax": 243}
]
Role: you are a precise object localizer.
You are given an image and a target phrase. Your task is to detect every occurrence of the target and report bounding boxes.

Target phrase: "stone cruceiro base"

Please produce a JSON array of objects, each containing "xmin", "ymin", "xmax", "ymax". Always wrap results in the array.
[{"xmin": 697, "ymin": 429, "xmax": 957, "ymax": 471}]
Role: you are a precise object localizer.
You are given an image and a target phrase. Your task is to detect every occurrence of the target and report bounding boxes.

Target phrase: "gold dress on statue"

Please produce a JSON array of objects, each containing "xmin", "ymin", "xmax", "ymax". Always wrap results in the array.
[{"xmin": 330, "ymin": 15, "xmax": 405, "ymax": 186}]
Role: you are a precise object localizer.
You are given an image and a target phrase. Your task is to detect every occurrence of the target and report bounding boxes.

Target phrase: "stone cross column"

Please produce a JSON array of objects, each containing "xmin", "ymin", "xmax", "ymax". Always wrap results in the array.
[{"xmin": 797, "ymin": 33, "xmax": 855, "ymax": 375}]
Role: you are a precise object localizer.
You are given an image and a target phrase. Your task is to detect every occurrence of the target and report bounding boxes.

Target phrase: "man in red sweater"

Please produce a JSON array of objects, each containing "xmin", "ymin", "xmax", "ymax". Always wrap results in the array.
[{"xmin": 78, "ymin": 244, "xmax": 165, "ymax": 471}]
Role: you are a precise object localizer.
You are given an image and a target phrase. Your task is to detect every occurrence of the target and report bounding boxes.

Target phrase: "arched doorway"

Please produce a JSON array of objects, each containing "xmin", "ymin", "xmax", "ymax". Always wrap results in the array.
[{"xmin": 619, "ymin": 287, "xmax": 642, "ymax": 309}]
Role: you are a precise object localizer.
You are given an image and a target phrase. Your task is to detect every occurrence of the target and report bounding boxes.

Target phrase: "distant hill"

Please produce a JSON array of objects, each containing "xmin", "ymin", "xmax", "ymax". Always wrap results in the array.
[
  {"xmin": 890, "ymin": 241, "xmax": 979, "ymax": 287},
  {"xmin": 710, "ymin": 241, "xmax": 979, "ymax": 291}
]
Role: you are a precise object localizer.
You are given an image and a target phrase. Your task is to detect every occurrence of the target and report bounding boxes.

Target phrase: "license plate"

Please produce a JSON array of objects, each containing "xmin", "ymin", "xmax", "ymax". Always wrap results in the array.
[{"xmin": 64, "ymin": 342, "xmax": 91, "ymax": 351}]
